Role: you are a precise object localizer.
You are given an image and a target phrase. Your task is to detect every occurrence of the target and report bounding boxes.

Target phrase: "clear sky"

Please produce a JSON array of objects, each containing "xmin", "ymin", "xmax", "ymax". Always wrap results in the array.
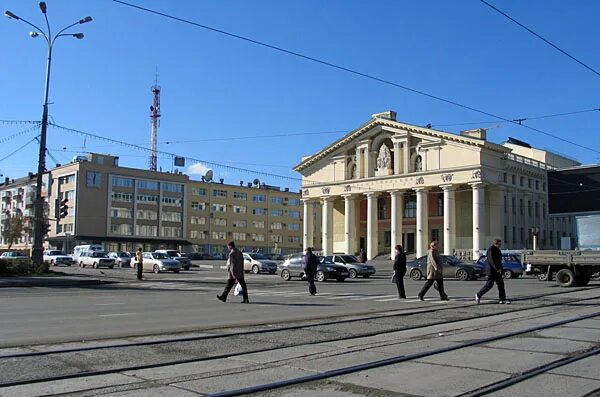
[{"xmin": 1, "ymin": 0, "xmax": 599, "ymax": 191}]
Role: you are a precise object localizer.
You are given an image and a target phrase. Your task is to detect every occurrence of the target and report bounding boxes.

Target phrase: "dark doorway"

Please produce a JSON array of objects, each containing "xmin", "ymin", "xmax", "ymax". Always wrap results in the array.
[{"xmin": 406, "ymin": 233, "xmax": 415, "ymax": 254}]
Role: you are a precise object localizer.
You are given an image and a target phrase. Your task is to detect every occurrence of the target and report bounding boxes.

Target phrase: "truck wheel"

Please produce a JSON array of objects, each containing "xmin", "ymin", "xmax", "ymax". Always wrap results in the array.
[{"xmin": 556, "ymin": 269, "xmax": 576, "ymax": 287}]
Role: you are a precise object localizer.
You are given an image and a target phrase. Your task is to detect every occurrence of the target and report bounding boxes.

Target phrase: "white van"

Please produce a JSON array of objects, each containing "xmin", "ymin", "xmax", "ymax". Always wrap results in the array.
[{"xmin": 73, "ymin": 244, "xmax": 104, "ymax": 261}]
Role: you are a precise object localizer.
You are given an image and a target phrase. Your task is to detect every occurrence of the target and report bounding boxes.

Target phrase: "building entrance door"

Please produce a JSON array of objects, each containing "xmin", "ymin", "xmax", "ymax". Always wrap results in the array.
[{"xmin": 406, "ymin": 233, "xmax": 415, "ymax": 254}]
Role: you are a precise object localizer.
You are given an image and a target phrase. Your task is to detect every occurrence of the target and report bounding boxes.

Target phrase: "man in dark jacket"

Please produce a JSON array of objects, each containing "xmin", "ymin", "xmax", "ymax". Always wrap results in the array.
[
  {"xmin": 217, "ymin": 241, "xmax": 249, "ymax": 303},
  {"xmin": 475, "ymin": 239, "xmax": 509, "ymax": 304},
  {"xmin": 393, "ymin": 245, "xmax": 407, "ymax": 299},
  {"xmin": 304, "ymin": 247, "xmax": 318, "ymax": 295},
  {"xmin": 359, "ymin": 248, "xmax": 367, "ymax": 263}
]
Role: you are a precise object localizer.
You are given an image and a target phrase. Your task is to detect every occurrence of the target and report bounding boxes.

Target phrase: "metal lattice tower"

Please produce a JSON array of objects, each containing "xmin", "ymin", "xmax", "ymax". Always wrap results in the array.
[{"xmin": 149, "ymin": 80, "xmax": 161, "ymax": 171}]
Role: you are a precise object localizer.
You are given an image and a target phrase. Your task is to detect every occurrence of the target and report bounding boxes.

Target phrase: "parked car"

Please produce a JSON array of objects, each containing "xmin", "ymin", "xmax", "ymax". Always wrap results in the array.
[
  {"xmin": 267, "ymin": 253, "xmax": 284, "ymax": 261},
  {"xmin": 107, "ymin": 251, "xmax": 131, "ymax": 268},
  {"xmin": 78, "ymin": 251, "xmax": 115, "ymax": 269},
  {"xmin": 187, "ymin": 252, "xmax": 212, "ymax": 260},
  {"xmin": 43, "ymin": 250, "xmax": 73, "ymax": 266},
  {"xmin": 140, "ymin": 252, "xmax": 181, "ymax": 273},
  {"xmin": 408, "ymin": 255, "xmax": 484, "ymax": 281},
  {"xmin": 154, "ymin": 250, "xmax": 191, "ymax": 270},
  {"xmin": 322, "ymin": 255, "xmax": 376, "ymax": 278},
  {"xmin": 475, "ymin": 254, "xmax": 524, "ymax": 279},
  {"xmin": 0, "ymin": 251, "xmax": 29, "ymax": 261},
  {"xmin": 278, "ymin": 254, "xmax": 349, "ymax": 282},
  {"xmin": 242, "ymin": 253, "xmax": 278, "ymax": 274}
]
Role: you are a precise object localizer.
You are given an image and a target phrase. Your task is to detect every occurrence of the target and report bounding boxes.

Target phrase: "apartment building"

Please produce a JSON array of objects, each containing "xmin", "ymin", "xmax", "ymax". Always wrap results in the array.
[
  {"xmin": 39, "ymin": 153, "xmax": 305, "ymax": 256},
  {"xmin": 0, "ymin": 174, "xmax": 38, "ymax": 250}
]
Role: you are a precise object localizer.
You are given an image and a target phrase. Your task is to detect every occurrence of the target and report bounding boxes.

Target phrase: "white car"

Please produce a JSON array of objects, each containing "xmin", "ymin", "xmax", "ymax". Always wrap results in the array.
[
  {"xmin": 154, "ymin": 250, "xmax": 191, "ymax": 270},
  {"xmin": 242, "ymin": 253, "xmax": 278, "ymax": 274},
  {"xmin": 78, "ymin": 251, "xmax": 115, "ymax": 269},
  {"xmin": 43, "ymin": 250, "xmax": 73, "ymax": 266},
  {"xmin": 141, "ymin": 252, "xmax": 181, "ymax": 273}
]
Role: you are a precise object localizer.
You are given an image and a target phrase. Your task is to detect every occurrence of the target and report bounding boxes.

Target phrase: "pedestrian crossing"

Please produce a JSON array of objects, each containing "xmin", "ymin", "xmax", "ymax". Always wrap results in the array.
[{"xmin": 120, "ymin": 282, "xmax": 485, "ymax": 303}]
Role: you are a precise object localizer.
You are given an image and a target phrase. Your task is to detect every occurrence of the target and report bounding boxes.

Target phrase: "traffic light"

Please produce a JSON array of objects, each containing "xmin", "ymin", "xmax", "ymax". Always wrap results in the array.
[
  {"xmin": 42, "ymin": 222, "xmax": 51, "ymax": 236},
  {"xmin": 59, "ymin": 198, "xmax": 69, "ymax": 219}
]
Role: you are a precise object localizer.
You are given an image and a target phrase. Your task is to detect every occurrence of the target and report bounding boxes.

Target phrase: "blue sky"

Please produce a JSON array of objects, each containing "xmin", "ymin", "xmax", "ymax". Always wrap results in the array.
[{"xmin": 1, "ymin": 0, "xmax": 599, "ymax": 191}]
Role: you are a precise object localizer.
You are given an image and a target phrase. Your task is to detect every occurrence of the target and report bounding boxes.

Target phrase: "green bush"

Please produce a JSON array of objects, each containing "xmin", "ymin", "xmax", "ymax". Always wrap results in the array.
[{"xmin": 0, "ymin": 258, "xmax": 36, "ymax": 275}]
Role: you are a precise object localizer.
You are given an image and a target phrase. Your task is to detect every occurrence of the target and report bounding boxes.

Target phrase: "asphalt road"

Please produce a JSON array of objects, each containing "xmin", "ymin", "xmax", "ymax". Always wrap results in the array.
[{"xmin": 0, "ymin": 263, "xmax": 575, "ymax": 347}]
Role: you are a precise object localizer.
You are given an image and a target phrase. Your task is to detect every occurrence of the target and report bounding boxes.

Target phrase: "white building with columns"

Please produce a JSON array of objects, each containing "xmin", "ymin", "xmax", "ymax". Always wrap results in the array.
[{"xmin": 295, "ymin": 111, "xmax": 578, "ymax": 260}]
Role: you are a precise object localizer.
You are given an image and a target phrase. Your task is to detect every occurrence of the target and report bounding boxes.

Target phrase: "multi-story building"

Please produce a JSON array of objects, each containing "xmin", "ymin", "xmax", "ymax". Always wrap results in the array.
[
  {"xmin": 40, "ymin": 153, "xmax": 304, "ymax": 256},
  {"xmin": 294, "ymin": 110, "xmax": 578, "ymax": 260},
  {"xmin": 0, "ymin": 174, "xmax": 38, "ymax": 250}
]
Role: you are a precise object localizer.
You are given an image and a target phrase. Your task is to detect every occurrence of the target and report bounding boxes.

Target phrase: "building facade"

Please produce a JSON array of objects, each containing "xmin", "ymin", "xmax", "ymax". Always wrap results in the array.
[
  {"xmin": 0, "ymin": 174, "xmax": 38, "ymax": 250},
  {"xmin": 28, "ymin": 153, "xmax": 305, "ymax": 256},
  {"xmin": 294, "ymin": 111, "xmax": 577, "ymax": 260}
]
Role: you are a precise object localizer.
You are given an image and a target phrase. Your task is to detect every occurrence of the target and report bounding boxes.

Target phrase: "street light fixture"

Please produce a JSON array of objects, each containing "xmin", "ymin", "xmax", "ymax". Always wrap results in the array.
[{"xmin": 4, "ymin": 2, "xmax": 92, "ymax": 268}]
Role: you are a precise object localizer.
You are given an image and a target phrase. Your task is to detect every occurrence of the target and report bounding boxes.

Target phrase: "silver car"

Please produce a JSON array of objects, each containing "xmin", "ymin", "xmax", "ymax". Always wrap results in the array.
[
  {"xmin": 43, "ymin": 250, "xmax": 73, "ymax": 266},
  {"xmin": 108, "ymin": 251, "xmax": 131, "ymax": 268},
  {"xmin": 242, "ymin": 253, "xmax": 278, "ymax": 274},
  {"xmin": 78, "ymin": 251, "xmax": 115, "ymax": 269},
  {"xmin": 141, "ymin": 252, "xmax": 181, "ymax": 273},
  {"xmin": 323, "ymin": 255, "xmax": 376, "ymax": 279}
]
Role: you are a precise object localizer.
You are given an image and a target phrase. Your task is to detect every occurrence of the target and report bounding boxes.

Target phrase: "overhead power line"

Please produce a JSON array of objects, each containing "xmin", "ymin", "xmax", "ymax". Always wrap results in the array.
[
  {"xmin": 111, "ymin": 0, "xmax": 600, "ymax": 156},
  {"xmin": 478, "ymin": 0, "xmax": 600, "ymax": 78},
  {"xmin": 0, "ymin": 124, "xmax": 42, "ymax": 144},
  {"xmin": 0, "ymin": 135, "xmax": 40, "ymax": 164},
  {"xmin": 162, "ymin": 130, "xmax": 348, "ymax": 144}
]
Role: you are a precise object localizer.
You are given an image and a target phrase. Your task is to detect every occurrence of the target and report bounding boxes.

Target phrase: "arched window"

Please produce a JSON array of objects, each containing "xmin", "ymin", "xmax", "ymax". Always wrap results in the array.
[{"xmin": 415, "ymin": 155, "xmax": 423, "ymax": 172}]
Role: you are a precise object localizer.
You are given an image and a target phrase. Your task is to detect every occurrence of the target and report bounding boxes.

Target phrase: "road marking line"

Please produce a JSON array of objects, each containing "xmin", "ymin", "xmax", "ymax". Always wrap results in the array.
[
  {"xmin": 94, "ymin": 303, "xmax": 125, "ymax": 306},
  {"xmin": 350, "ymin": 295, "xmax": 396, "ymax": 301},
  {"xmin": 98, "ymin": 313, "xmax": 137, "ymax": 317}
]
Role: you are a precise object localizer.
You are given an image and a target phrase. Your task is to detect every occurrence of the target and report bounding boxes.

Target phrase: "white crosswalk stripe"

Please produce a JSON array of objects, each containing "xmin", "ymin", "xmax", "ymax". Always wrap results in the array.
[{"xmin": 350, "ymin": 294, "xmax": 396, "ymax": 301}]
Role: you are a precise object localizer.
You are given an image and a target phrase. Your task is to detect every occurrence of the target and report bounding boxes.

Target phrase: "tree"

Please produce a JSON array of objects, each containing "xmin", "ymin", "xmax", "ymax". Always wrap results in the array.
[{"xmin": 2, "ymin": 214, "xmax": 32, "ymax": 249}]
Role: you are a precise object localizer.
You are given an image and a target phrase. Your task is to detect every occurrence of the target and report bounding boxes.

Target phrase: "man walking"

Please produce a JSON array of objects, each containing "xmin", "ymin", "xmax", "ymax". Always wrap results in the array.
[
  {"xmin": 304, "ymin": 247, "xmax": 318, "ymax": 296},
  {"xmin": 393, "ymin": 245, "xmax": 407, "ymax": 299},
  {"xmin": 418, "ymin": 241, "xmax": 450, "ymax": 301},
  {"xmin": 134, "ymin": 247, "xmax": 143, "ymax": 280},
  {"xmin": 217, "ymin": 241, "xmax": 250, "ymax": 303},
  {"xmin": 359, "ymin": 248, "xmax": 367, "ymax": 264},
  {"xmin": 475, "ymin": 239, "xmax": 509, "ymax": 304}
]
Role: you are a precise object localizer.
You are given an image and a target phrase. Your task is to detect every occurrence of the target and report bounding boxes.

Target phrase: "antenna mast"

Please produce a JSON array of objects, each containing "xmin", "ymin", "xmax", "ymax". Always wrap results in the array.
[{"xmin": 149, "ymin": 74, "xmax": 161, "ymax": 171}]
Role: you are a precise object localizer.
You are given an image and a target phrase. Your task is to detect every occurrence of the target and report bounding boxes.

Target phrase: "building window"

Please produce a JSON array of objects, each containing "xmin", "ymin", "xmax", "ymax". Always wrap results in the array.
[
  {"xmin": 253, "ymin": 194, "xmax": 266, "ymax": 202},
  {"xmin": 520, "ymin": 176, "xmax": 524, "ymax": 186},
  {"xmin": 288, "ymin": 210, "xmax": 300, "ymax": 219},
  {"xmin": 528, "ymin": 178, "xmax": 532, "ymax": 188},
  {"xmin": 190, "ymin": 216, "xmax": 206, "ymax": 225},
  {"xmin": 162, "ymin": 197, "xmax": 182, "ymax": 207},
  {"xmin": 431, "ymin": 229, "xmax": 440, "ymax": 243},
  {"xmin": 504, "ymin": 225, "xmax": 508, "ymax": 244},
  {"xmin": 112, "ymin": 192, "xmax": 133, "ymax": 202},
  {"xmin": 112, "ymin": 176, "xmax": 134, "ymax": 188},
  {"xmin": 190, "ymin": 230, "xmax": 206, "ymax": 239},
  {"xmin": 404, "ymin": 194, "xmax": 416, "ymax": 218},
  {"xmin": 520, "ymin": 199, "xmax": 524, "ymax": 216},
  {"xmin": 160, "ymin": 226, "xmax": 181, "ymax": 237},
  {"xmin": 543, "ymin": 182, "xmax": 546, "ymax": 192},
  {"xmin": 213, "ymin": 217, "xmax": 227, "ymax": 226},
  {"xmin": 112, "ymin": 207, "xmax": 133, "ymax": 219},
  {"xmin": 271, "ymin": 222, "xmax": 283, "ymax": 230},
  {"xmin": 233, "ymin": 191, "xmax": 247, "ymax": 200},
  {"xmin": 512, "ymin": 226, "xmax": 516, "ymax": 245},
  {"xmin": 503, "ymin": 196, "xmax": 507, "ymax": 214},
  {"xmin": 232, "ymin": 220, "xmax": 247, "ymax": 228},
  {"xmin": 535, "ymin": 180, "xmax": 539, "ymax": 190},
  {"xmin": 191, "ymin": 187, "xmax": 206, "ymax": 196},
  {"xmin": 288, "ymin": 236, "xmax": 300, "ymax": 244},
  {"xmin": 511, "ymin": 175, "xmax": 516, "ymax": 185},
  {"xmin": 162, "ymin": 183, "xmax": 183, "ymax": 193},
  {"xmin": 528, "ymin": 200, "xmax": 532, "ymax": 217},
  {"xmin": 86, "ymin": 171, "xmax": 101, "ymax": 188},
  {"xmin": 414, "ymin": 155, "xmax": 423, "ymax": 172},
  {"xmin": 212, "ymin": 203, "xmax": 226, "ymax": 213},
  {"xmin": 535, "ymin": 202, "xmax": 539, "ymax": 218},
  {"xmin": 377, "ymin": 198, "xmax": 387, "ymax": 220},
  {"xmin": 503, "ymin": 173, "xmax": 507, "ymax": 183},
  {"xmin": 232, "ymin": 232, "xmax": 246, "ymax": 241},
  {"xmin": 212, "ymin": 189, "xmax": 227, "ymax": 198},
  {"xmin": 110, "ymin": 223, "xmax": 133, "ymax": 235},
  {"xmin": 520, "ymin": 228, "xmax": 524, "ymax": 245},
  {"xmin": 232, "ymin": 205, "xmax": 246, "ymax": 214},
  {"xmin": 137, "ymin": 194, "xmax": 158, "ymax": 203},
  {"xmin": 253, "ymin": 208, "xmax": 267, "ymax": 215},
  {"xmin": 270, "ymin": 235, "xmax": 282, "ymax": 243},
  {"xmin": 161, "ymin": 211, "xmax": 182, "ymax": 222},
  {"xmin": 271, "ymin": 209, "xmax": 284, "ymax": 217},
  {"xmin": 543, "ymin": 203, "xmax": 546, "ymax": 217},
  {"xmin": 251, "ymin": 233, "xmax": 265, "ymax": 242},
  {"xmin": 271, "ymin": 196, "xmax": 284, "ymax": 205},
  {"xmin": 59, "ymin": 174, "xmax": 75, "ymax": 185},
  {"xmin": 137, "ymin": 209, "xmax": 158, "ymax": 220},
  {"xmin": 512, "ymin": 197, "xmax": 516, "ymax": 215},
  {"xmin": 253, "ymin": 220, "xmax": 265, "ymax": 228},
  {"xmin": 288, "ymin": 198, "xmax": 300, "ymax": 206},
  {"xmin": 136, "ymin": 224, "xmax": 158, "ymax": 237},
  {"xmin": 288, "ymin": 223, "xmax": 300, "ymax": 231},
  {"xmin": 437, "ymin": 195, "xmax": 443, "ymax": 216},
  {"xmin": 191, "ymin": 201, "xmax": 206, "ymax": 211},
  {"xmin": 137, "ymin": 180, "xmax": 159, "ymax": 190}
]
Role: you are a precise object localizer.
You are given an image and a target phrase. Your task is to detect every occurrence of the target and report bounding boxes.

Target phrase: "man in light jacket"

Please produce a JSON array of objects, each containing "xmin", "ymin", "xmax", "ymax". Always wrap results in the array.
[
  {"xmin": 475, "ymin": 239, "xmax": 509, "ymax": 304},
  {"xmin": 418, "ymin": 241, "xmax": 449, "ymax": 301},
  {"xmin": 217, "ymin": 241, "xmax": 250, "ymax": 303}
]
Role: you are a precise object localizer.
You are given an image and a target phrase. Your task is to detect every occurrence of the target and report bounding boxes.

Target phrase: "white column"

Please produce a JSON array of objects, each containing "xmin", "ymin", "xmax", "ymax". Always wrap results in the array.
[
  {"xmin": 302, "ymin": 199, "xmax": 313, "ymax": 250},
  {"xmin": 366, "ymin": 192, "xmax": 379, "ymax": 260},
  {"xmin": 403, "ymin": 142, "xmax": 410, "ymax": 174},
  {"xmin": 392, "ymin": 141, "xmax": 402, "ymax": 175},
  {"xmin": 442, "ymin": 185, "xmax": 456, "ymax": 255},
  {"xmin": 343, "ymin": 194, "xmax": 356, "ymax": 255},
  {"xmin": 321, "ymin": 197, "xmax": 334, "ymax": 256},
  {"xmin": 355, "ymin": 147, "xmax": 363, "ymax": 179},
  {"xmin": 415, "ymin": 188, "xmax": 429, "ymax": 258},
  {"xmin": 472, "ymin": 183, "xmax": 486, "ymax": 259},
  {"xmin": 390, "ymin": 190, "xmax": 404, "ymax": 259}
]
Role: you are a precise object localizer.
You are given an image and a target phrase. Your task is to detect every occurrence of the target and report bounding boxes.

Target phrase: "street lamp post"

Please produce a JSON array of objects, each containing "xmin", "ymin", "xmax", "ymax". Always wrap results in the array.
[{"xmin": 5, "ymin": 3, "xmax": 92, "ymax": 267}]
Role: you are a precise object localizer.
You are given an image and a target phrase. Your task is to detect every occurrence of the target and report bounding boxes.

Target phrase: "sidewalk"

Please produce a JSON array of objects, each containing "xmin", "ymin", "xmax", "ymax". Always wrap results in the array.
[{"xmin": 0, "ymin": 275, "xmax": 110, "ymax": 288}]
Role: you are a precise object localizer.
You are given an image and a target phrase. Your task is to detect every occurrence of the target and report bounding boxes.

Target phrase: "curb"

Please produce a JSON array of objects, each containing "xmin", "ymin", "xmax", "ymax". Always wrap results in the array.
[{"xmin": 0, "ymin": 278, "xmax": 111, "ymax": 288}]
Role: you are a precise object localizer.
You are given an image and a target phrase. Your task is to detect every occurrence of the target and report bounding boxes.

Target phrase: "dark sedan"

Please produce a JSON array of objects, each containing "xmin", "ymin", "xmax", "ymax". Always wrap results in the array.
[
  {"xmin": 278, "ymin": 254, "xmax": 349, "ymax": 282},
  {"xmin": 408, "ymin": 255, "xmax": 484, "ymax": 281}
]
